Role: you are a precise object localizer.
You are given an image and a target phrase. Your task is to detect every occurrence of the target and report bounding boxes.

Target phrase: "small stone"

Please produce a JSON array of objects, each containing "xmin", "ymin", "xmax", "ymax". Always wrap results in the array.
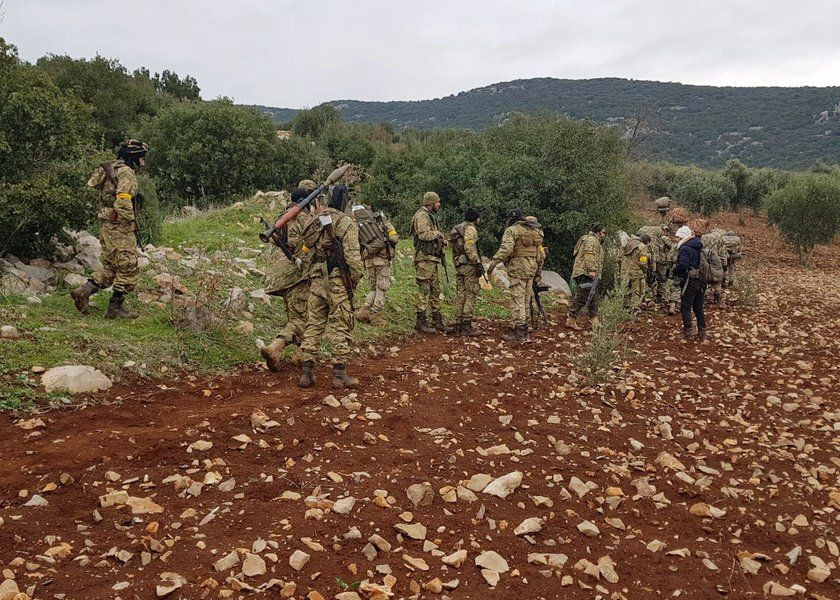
[
  {"xmin": 466, "ymin": 474, "xmax": 493, "ymax": 492},
  {"xmin": 475, "ymin": 551, "xmax": 509, "ymax": 573},
  {"xmin": 689, "ymin": 502, "xmax": 726, "ymax": 519},
  {"xmin": 126, "ymin": 496, "xmax": 164, "ymax": 515},
  {"xmin": 442, "ymin": 549, "xmax": 468, "ymax": 567},
  {"xmin": 1, "ymin": 325, "xmax": 21, "ymax": 340},
  {"xmin": 406, "ymin": 482, "xmax": 434, "ymax": 507},
  {"xmin": 332, "ymin": 496, "xmax": 356, "ymax": 515},
  {"xmin": 395, "ymin": 522, "xmax": 427, "ymax": 540},
  {"xmin": 577, "ymin": 520, "xmax": 600, "ymax": 537},
  {"xmin": 41, "ymin": 365, "xmax": 112, "ymax": 394},
  {"xmin": 289, "ymin": 550, "xmax": 310, "ymax": 571},
  {"xmin": 402, "ymin": 554, "xmax": 430, "ymax": 571},
  {"xmin": 481, "ymin": 471, "xmax": 523, "ymax": 498},
  {"xmin": 242, "ymin": 553, "xmax": 266, "ymax": 577},
  {"xmin": 514, "ymin": 517, "xmax": 543, "ymax": 536},
  {"xmin": 23, "ymin": 494, "xmax": 48, "ymax": 507},
  {"xmin": 480, "ymin": 569, "xmax": 500, "ymax": 586},
  {"xmin": 213, "ymin": 550, "xmax": 240, "ymax": 572}
]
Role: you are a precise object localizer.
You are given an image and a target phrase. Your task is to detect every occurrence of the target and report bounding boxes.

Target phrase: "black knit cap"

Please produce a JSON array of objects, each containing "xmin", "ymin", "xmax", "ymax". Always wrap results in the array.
[
  {"xmin": 291, "ymin": 188, "xmax": 309, "ymax": 202},
  {"xmin": 465, "ymin": 207, "xmax": 480, "ymax": 222},
  {"xmin": 508, "ymin": 209, "xmax": 524, "ymax": 221}
]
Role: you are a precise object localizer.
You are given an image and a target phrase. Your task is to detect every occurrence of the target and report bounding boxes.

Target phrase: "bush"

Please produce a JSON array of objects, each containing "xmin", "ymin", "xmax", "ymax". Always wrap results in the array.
[
  {"xmin": 669, "ymin": 167, "xmax": 735, "ymax": 216},
  {"xmin": 766, "ymin": 173, "xmax": 840, "ymax": 260},
  {"xmin": 142, "ymin": 99, "xmax": 283, "ymax": 208},
  {"xmin": 136, "ymin": 175, "xmax": 163, "ymax": 245}
]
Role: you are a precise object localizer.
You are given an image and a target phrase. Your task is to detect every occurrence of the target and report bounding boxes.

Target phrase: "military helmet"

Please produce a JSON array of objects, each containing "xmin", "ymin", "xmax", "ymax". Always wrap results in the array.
[
  {"xmin": 423, "ymin": 191, "xmax": 441, "ymax": 206},
  {"xmin": 298, "ymin": 179, "xmax": 317, "ymax": 192},
  {"xmin": 117, "ymin": 139, "xmax": 148, "ymax": 167},
  {"xmin": 639, "ymin": 233, "xmax": 651, "ymax": 244}
]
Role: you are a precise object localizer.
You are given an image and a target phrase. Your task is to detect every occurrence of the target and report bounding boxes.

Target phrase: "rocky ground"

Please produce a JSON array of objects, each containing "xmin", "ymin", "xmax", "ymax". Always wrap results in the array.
[{"xmin": 0, "ymin": 212, "xmax": 838, "ymax": 600}]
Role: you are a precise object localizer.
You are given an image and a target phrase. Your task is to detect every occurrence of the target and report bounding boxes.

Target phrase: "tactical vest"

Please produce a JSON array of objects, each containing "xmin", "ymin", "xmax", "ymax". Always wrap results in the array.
[
  {"xmin": 411, "ymin": 209, "xmax": 443, "ymax": 257},
  {"xmin": 352, "ymin": 206, "xmax": 388, "ymax": 252},
  {"xmin": 450, "ymin": 223, "xmax": 469, "ymax": 265},
  {"xmin": 511, "ymin": 222, "xmax": 543, "ymax": 258}
]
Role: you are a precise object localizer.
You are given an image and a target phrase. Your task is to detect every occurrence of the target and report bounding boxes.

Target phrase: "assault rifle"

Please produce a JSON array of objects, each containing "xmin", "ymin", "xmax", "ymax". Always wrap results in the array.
[
  {"xmin": 320, "ymin": 214, "xmax": 356, "ymax": 312},
  {"xmin": 580, "ymin": 274, "xmax": 600, "ymax": 311},
  {"xmin": 530, "ymin": 279, "xmax": 550, "ymax": 330},
  {"xmin": 259, "ymin": 165, "xmax": 350, "ymax": 245}
]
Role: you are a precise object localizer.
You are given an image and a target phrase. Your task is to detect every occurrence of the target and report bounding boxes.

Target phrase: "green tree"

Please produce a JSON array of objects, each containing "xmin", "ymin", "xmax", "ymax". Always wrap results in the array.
[
  {"xmin": 723, "ymin": 158, "xmax": 750, "ymax": 224},
  {"xmin": 37, "ymin": 54, "xmax": 161, "ymax": 147},
  {"xmin": 766, "ymin": 174, "xmax": 840, "ymax": 261},
  {"xmin": 291, "ymin": 105, "xmax": 341, "ymax": 138},
  {"xmin": 142, "ymin": 99, "xmax": 283, "ymax": 207},
  {"xmin": 669, "ymin": 167, "xmax": 735, "ymax": 216},
  {"xmin": 0, "ymin": 38, "xmax": 96, "ymax": 258}
]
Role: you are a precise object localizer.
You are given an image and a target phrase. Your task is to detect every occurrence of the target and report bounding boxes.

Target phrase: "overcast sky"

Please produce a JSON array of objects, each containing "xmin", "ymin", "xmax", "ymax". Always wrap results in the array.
[{"xmin": 3, "ymin": 0, "xmax": 838, "ymax": 107}]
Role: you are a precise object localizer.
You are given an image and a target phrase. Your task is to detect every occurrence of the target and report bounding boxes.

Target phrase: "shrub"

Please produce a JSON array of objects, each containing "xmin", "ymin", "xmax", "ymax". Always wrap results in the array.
[
  {"xmin": 765, "ymin": 173, "xmax": 840, "ymax": 260},
  {"xmin": 136, "ymin": 175, "xmax": 163, "ymax": 245},
  {"xmin": 669, "ymin": 167, "xmax": 735, "ymax": 216},
  {"xmin": 142, "ymin": 99, "xmax": 282, "ymax": 208},
  {"xmin": 572, "ymin": 280, "xmax": 632, "ymax": 384}
]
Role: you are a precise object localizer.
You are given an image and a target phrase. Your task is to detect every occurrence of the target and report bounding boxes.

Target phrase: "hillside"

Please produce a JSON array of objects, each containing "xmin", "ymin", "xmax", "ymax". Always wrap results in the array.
[{"xmin": 253, "ymin": 77, "xmax": 840, "ymax": 168}]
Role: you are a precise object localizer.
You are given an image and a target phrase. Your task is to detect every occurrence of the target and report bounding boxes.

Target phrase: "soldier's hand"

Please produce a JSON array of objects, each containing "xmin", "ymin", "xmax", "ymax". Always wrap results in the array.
[
  {"xmin": 588, "ymin": 271, "xmax": 596, "ymax": 278},
  {"xmin": 108, "ymin": 209, "xmax": 119, "ymax": 224},
  {"xmin": 474, "ymin": 263, "xmax": 484, "ymax": 277}
]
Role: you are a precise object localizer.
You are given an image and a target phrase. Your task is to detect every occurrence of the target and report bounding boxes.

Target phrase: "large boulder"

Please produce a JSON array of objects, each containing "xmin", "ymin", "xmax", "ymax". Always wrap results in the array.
[
  {"xmin": 180, "ymin": 205, "xmax": 201, "ymax": 219},
  {"xmin": 540, "ymin": 271, "xmax": 571, "ymax": 297},
  {"xmin": 42, "ymin": 366, "xmax": 112, "ymax": 394},
  {"xmin": 63, "ymin": 273, "xmax": 89, "ymax": 289},
  {"xmin": 74, "ymin": 234, "xmax": 102, "ymax": 271}
]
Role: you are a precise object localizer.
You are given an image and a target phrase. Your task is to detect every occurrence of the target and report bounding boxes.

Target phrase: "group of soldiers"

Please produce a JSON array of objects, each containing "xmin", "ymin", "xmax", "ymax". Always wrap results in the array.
[
  {"xmin": 71, "ymin": 148, "xmax": 743, "ymax": 389},
  {"xmin": 259, "ymin": 184, "xmax": 548, "ymax": 389}
]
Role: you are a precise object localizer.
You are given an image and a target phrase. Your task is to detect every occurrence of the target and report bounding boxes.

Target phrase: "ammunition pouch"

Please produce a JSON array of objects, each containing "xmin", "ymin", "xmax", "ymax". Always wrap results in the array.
[{"xmin": 414, "ymin": 237, "xmax": 443, "ymax": 257}]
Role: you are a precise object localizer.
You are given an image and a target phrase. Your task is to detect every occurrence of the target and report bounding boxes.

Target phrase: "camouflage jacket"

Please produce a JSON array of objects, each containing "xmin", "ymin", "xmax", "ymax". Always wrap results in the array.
[
  {"xmin": 571, "ymin": 233, "xmax": 605, "ymax": 279},
  {"xmin": 619, "ymin": 238, "xmax": 650, "ymax": 279},
  {"xmin": 411, "ymin": 207, "xmax": 444, "ymax": 263},
  {"xmin": 451, "ymin": 222, "xmax": 480, "ymax": 267},
  {"xmin": 492, "ymin": 221, "xmax": 544, "ymax": 280},
  {"xmin": 702, "ymin": 231, "xmax": 729, "ymax": 268},
  {"xmin": 263, "ymin": 211, "xmax": 315, "ymax": 293},
  {"xmin": 300, "ymin": 208, "xmax": 363, "ymax": 283},
  {"xmin": 87, "ymin": 160, "xmax": 137, "ymax": 226}
]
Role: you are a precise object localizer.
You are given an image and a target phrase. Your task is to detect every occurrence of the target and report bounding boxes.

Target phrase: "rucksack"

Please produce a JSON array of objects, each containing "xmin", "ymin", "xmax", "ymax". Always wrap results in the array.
[
  {"xmin": 352, "ymin": 206, "xmax": 387, "ymax": 252},
  {"xmin": 697, "ymin": 247, "xmax": 724, "ymax": 284}
]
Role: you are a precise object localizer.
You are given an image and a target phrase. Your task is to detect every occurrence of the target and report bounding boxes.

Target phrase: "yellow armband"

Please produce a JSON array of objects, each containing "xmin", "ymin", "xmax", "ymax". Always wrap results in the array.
[
  {"xmin": 640, "ymin": 255, "xmax": 648, "ymax": 265},
  {"xmin": 465, "ymin": 240, "xmax": 475, "ymax": 245},
  {"xmin": 388, "ymin": 230, "xmax": 397, "ymax": 236},
  {"xmin": 116, "ymin": 193, "xmax": 132, "ymax": 200}
]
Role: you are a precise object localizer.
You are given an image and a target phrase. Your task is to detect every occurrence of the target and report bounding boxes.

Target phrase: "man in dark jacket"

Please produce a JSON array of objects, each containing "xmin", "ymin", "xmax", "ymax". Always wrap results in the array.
[{"xmin": 673, "ymin": 226, "xmax": 707, "ymax": 339}]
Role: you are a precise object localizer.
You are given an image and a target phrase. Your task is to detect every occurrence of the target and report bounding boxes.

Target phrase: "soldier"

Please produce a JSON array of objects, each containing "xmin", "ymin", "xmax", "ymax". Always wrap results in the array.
[
  {"xmin": 351, "ymin": 204, "xmax": 399, "ymax": 327},
  {"xmin": 488, "ymin": 209, "xmax": 545, "ymax": 342},
  {"xmin": 665, "ymin": 231, "xmax": 682, "ymax": 315},
  {"xmin": 260, "ymin": 188, "xmax": 316, "ymax": 371},
  {"xmin": 411, "ymin": 191, "xmax": 448, "ymax": 334},
  {"xmin": 566, "ymin": 223, "xmax": 606, "ymax": 330},
  {"xmin": 722, "ymin": 230, "xmax": 743, "ymax": 288},
  {"xmin": 637, "ymin": 225, "xmax": 670, "ymax": 305},
  {"xmin": 701, "ymin": 229, "xmax": 728, "ymax": 304},
  {"xmin": 71, "ymin": 139, "xmax": 148, "ymax": 319},
  {"xmin": 619, "ymin": 233, "xmax": 651, "ymax": 312},
  {"xmin": 448, "ymin": 207, "xmax": 483, "ymax": 337},
  {"xmin": 297, "ymin": 185, "xmax": 364, "ymax": 389}
]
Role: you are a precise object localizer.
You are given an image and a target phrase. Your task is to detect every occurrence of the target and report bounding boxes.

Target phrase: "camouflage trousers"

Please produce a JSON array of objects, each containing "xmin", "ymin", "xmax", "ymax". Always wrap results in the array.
[
  {"xmin": 275, "ymin": 280, "xmax": 310, "ymax": 345},
  {"xmin": 414, "ymin": 260, "xmax": 442, "ymax": 314},
  {"xmin": 508, "ymin": 277, "xmax": 533, "ymax": 327},
  {"xmin": 666, "ymin": 279, "xmax": 683, "ymax": 309},
  {"xmin": 362, "ymin": 257, "xmax": 392, "ymax": 313},
  {"xmin": 724, "ymin": 260, "xmax": 739, "ymax": 288},
  {"xmin": 92, "ymin": 221, "xmax": 139, "ymax": 293},
  {"xmin": 455, "ymin": 264, "xmax": 480, "ymax": 321},
  {"xmin": 706, "ymin": 281, "xmax": 723, "ymax": 302},
  {"xmin": 623, "ymin": 276, "xmax": 646, "ymax": 310},
  {"xmin": 648, "ymin": 268, "xmax": 667, "ymax": 302},
  {"xmin": 298, "ymin": 272, "xmax": 354, "ymax": 363}
]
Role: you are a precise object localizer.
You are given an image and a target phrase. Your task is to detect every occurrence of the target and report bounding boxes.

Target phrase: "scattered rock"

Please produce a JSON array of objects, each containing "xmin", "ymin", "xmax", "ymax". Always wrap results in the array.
[
  {"xmin": 475, "ymin": 551, "xmax": 509, "ymax": 573},
  {"xmin": 41, "ymin": 365, "xmax": 112, "ymax": 394},
  {"xmin": 1, "ymin": 325, "xmax": 21, "ymax": 340},
  {"xmin": 242, "ymin": 553, "xmax": 267, "ymax": 577},
  {"xmin": 406, "ymin": 482, "xmax": 434, "ymax": 507},
  {"xmin": 481, "ymin": 471, "xmax": 523, "ymax": 498},
  {"xmin": 289, "ymin": 550, "xmax": 310, "ymax": 571}
]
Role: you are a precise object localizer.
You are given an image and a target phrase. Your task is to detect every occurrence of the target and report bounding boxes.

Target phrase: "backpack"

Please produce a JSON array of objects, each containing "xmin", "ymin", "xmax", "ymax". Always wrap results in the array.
[
  {"xmin": 352, "ymin": 206, "xmax": 387, "ymax": 252},
  {"xmin": 697, "ymin": 247, "xmax": 724, "ymax": 284}
]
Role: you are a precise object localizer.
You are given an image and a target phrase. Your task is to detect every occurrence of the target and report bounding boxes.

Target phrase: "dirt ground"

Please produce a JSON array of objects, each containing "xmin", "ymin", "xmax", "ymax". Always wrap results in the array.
[{"xmin": 1, "ymin": 212, "xmax": 838, "ymax": 600}]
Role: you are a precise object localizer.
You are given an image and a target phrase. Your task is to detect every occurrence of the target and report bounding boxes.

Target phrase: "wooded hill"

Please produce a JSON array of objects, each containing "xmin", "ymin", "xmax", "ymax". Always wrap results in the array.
[{"xmin": 253, "ymin": 77, "xmax": 840, "ymax": 169}]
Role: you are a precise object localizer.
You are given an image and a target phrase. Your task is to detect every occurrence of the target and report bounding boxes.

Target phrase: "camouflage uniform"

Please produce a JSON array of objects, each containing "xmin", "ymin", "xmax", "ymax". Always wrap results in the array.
[
  {"xmin": 87, "ymin": 160, "xmax": 139, "ymax": 292},
  {"xmin": 619, "ymin": 237, "xmax": 650, "ymax": 310},
  {"xmin": 263, "ymin": 206, "xmax": 314, "ymax": 347},
  {"xmin": 722, "ymin": 232, "xmax": 742, "ymax": 288},
  {"xmin": 352, "ymin": 206, "xmax": 399, "ymax": 324},
  {"xmin": 569, "ymin": 233, "xmax": 605, "ymax": 318},
  {"xmin": 490, "ymin": 220, "xmax": 544, "ymax": 334},
  {"xmin": 665, "ymin": 239, "xmax": 682, "ymax": 314},
  {"xmin": 411, "ymin": 203, "xmax": 445, "ymax": 328},
  {"xmin": 702, "ymin": 230, "xmax": 728, "ymax": 303},
  {"xmin": 638, "ymin": 225, "xmax": 670, "ymax": 303},
  {"xmin": 450, "ymin": 221, "xmax": 481, "ymax": 325}
]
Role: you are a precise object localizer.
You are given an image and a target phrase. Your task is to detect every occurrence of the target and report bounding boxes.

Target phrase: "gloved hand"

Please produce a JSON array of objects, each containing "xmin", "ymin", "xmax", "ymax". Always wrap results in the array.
[{"xmin": 474, "ymin": 263, "xmax": 484, "ymax": 277}]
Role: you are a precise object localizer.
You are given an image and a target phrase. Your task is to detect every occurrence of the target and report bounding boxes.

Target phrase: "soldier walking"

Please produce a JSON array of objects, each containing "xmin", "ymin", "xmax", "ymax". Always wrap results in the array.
[
  {"xmin": 488, "ymin": 209, "xmax": 545, "ymax": 342},
  {"xmin": 261, "ymin": 188, "xmax": 316, "ymax": 371},
  {"xmin": 351, "ymin": 204, "xmax": 399, "ymax": 327},
  {"xmin": 637, "ymin": 225, "xmax": 671, "ymax": 305},
  {"xmin": 297, "ymin": 185, "xmax": 364, "ymax": 389},
  {"xmin": 566, "ymin": 223, "xmax": 606, "ymax": 330},
  {"xmin": 619, "ymin": 233, "xmax": 651, "ymax": 312},
  {"xmin": 411, "ymin": 192, "xmax": 448, "ymax": 334},
  {"xmin": 71, "ymin": 139, "xmax": 149, "ymax": 319},
  {"xmin": 448, "ymin": 208, "xmax": 483, "ymax": 337}
]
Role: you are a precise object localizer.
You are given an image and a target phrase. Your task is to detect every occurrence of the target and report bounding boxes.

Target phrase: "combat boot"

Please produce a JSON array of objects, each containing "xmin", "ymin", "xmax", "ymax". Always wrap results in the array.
[
  {"xmin": 369, "ymin": 310, "xmax": 387, "ymax": 327},
  {"xmin": 502, "ymin": 324, "xmax": 528, "ymax": 342},
  {"xmin": 261, "ymin": 337, "xmax": 287, "ymax": 372},
  {"xmin": 461, "ymin": 320, "xmax": 481, "ymax": 338},
  {"xmin": 414, "ymin": 311, "xmax": 436, "ymax": 334},
  {"xmin": 298, "ymin": 360, "xmax": 315, "ymax": 388},
  {"xmin": 105, "ymin": 292, "xmax": 138, "ymax": 319},
  {"xmin": 565, "ymin": 316, "xmax": 582, "ymax": 331},
  {"xmin": 445, "ymin": 320, "xmax": 462, "ymax": 336},
  {"xmin": 431, "ymin": 312, "xmax": 447, "ymax": 332},
  {"xmin": 332, "ymin": 363, "xmax": 359, "ymax": 389},
  {"xmin": 70, "ymin": 280, "xmax": 99, "ymax": 315},
  {"xmin": 355, "ymin": 303, "xmax": 372, "ymax": 324},
  {"xmin": 696, "ymin": 327, "xmax": 707, "ymax": 341},
  {"xmin": 682, "ymin": 328, "xmax": 694, "ymax": 340}
]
